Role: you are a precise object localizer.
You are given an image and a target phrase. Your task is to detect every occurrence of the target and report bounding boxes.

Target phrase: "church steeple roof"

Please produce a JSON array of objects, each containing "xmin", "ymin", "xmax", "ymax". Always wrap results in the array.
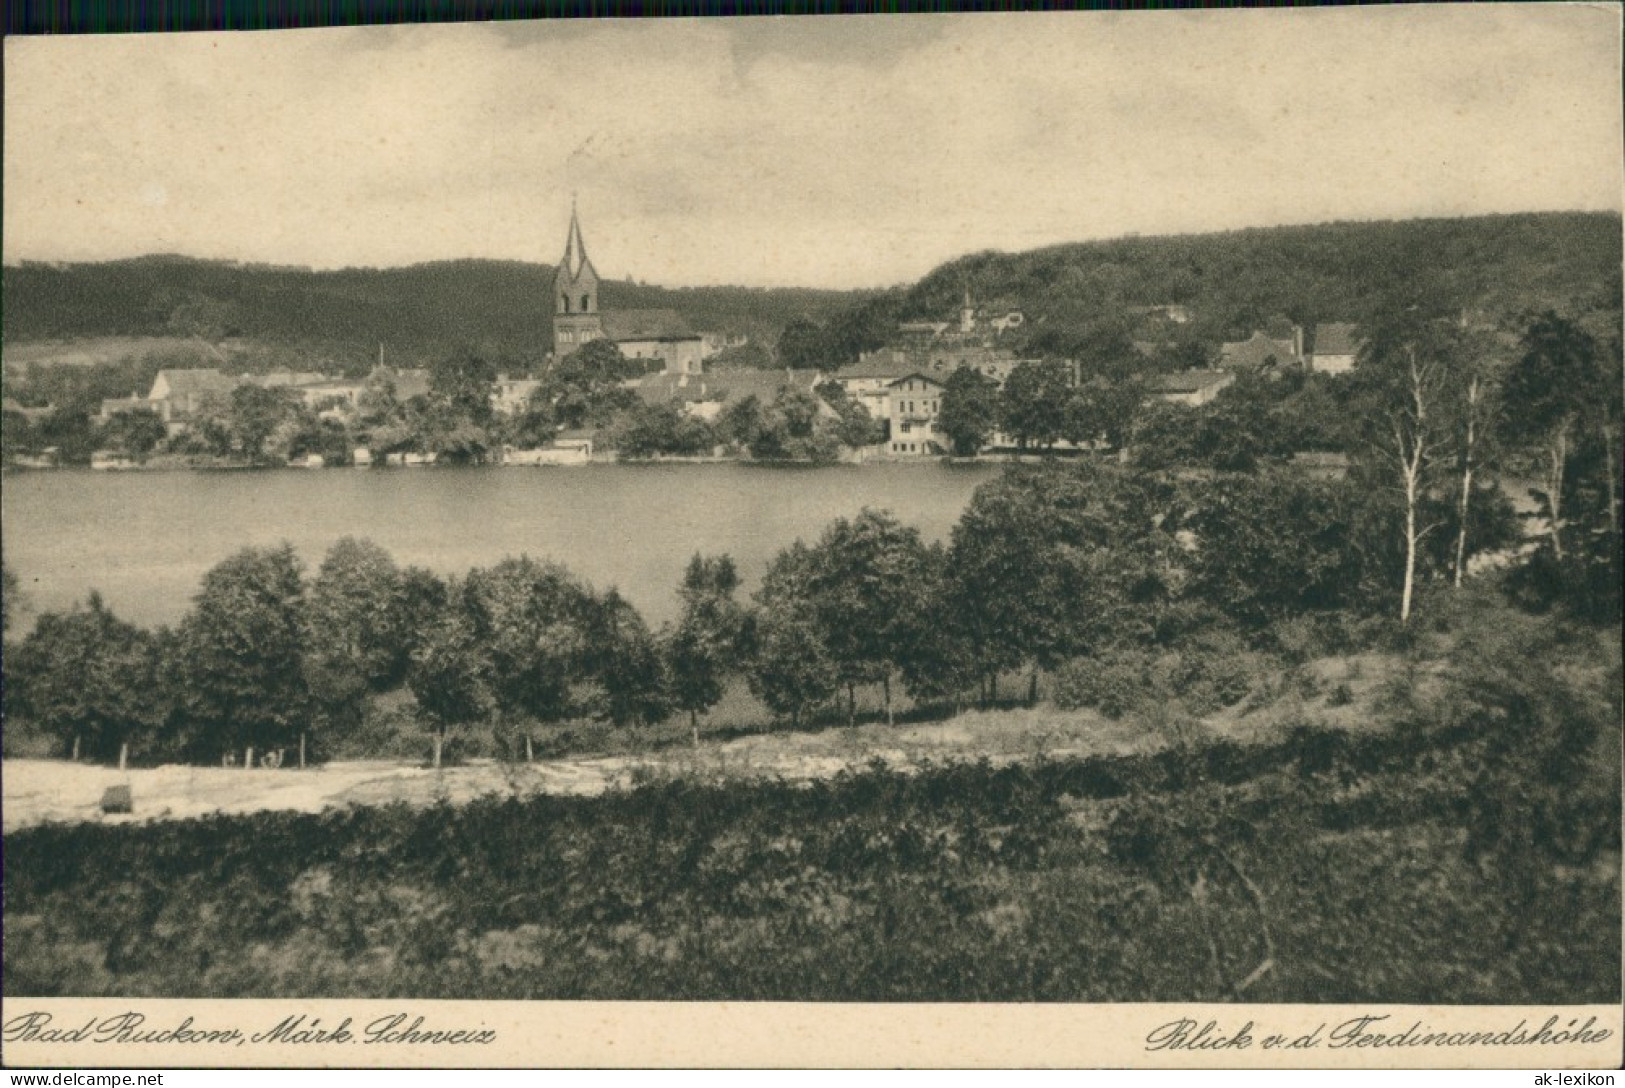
[{"xmin": 558, "ymin": 200, "xmax": 596, "ymax": 283}]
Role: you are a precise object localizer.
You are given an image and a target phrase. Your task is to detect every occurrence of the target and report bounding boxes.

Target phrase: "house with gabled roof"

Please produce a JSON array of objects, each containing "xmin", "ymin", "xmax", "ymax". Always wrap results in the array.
[
  {"xmin": 1309, "ymin": 322, "xmax": 1362, "ymax": 375},
  {"xmin": 147, "ymin": 368, "xmax": 238, "ymax": 423},
  {"xmin": 885, "ymin": 371, "xmax": 947, "ymax": 456},
  {"xmin": 1218, "ymin": 328, "xmax": 1303, "ymax": 375},
  {"xmin": 832, "ymin": 356, "xmax": 922, "ymax": 422}
]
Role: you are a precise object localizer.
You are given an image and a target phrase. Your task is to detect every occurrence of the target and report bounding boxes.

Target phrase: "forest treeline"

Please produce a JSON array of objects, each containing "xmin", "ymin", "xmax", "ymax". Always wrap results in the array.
[
  {"xmin": 1, "ymin": 256, "xmax": 871, "ymax": 373},
  {"xmin": 6, "ymin": 212, "xmax": 1617, "ymax": 377}
]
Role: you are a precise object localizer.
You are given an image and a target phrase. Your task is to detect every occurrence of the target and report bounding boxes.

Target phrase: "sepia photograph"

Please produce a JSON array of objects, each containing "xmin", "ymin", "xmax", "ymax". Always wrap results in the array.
[{"xmin": 1, "ymin": 4, "xmax": 1621, "ymax": 1070}]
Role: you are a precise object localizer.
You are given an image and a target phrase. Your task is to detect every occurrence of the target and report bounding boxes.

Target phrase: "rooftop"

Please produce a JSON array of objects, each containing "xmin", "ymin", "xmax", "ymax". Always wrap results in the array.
[
  {"xmin": 1147, "ymin": 369, "xmax": 1234, "ymax": 394},
  {"xmin": 1313, "ymin": 322, "xmax": 1362, "ymax": 356},
  {"xmin": 1219, "ymin": 332, "xmax": 1299, "ymax": 372},
  {"xmin": 151, "ymin": 368, "xmax": 237, "ymax": 398},
  {"xmin": 603, "ymin": 309, "xmax": 698, "ymax": 342}
]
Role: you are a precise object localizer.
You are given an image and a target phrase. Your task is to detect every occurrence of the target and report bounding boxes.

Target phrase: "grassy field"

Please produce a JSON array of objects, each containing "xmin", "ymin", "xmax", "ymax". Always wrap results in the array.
[{"xmin": 1, "ymin": 336, "xmax": 222, "ymax": 372}]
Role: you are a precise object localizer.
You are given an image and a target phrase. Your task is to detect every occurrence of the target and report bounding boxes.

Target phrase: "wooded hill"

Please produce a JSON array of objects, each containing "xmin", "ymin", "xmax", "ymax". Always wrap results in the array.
[
  {"xmin": 900, "ymin": 211, "xmax": 1622, "ymax": 355},
  {"xmin": 4, "ymin": 212, "xmax": 1619, "ymax": 375},
  {"xmin": 0, "ymin": 256, "xmax": 873, "ymax": 374}
]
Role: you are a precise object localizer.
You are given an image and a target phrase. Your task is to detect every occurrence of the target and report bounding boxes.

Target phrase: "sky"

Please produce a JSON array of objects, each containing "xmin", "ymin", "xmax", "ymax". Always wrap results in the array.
[{"xmin": 4, "ymin": 6, "xmax": 1622, "ymax": 289}]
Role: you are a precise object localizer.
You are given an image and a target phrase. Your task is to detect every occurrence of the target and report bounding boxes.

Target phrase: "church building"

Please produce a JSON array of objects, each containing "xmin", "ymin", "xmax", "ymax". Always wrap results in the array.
[{"xmin": 550, "ymin": 207, "xmax": 705, "ymax": 376}]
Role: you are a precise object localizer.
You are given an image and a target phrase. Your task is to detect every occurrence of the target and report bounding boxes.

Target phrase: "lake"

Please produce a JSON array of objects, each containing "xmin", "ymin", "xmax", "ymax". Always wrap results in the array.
[{"xmin": 1, "ymin": 463, "xmax": 1003, "ymax": 631}]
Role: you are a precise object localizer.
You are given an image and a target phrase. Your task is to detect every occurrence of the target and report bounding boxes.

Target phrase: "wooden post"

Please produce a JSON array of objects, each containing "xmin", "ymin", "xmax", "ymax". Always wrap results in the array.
[
  {"xmin": 299, "ymin": 731, "xmax": 307, "ymax": 769},
  {"xmin": 883, "ymin": 675, "xmax": 893, "ymax": 727},
  {"xmin": 433, "ymin": 729, "xmax": 443, "ymax": 770},
  {"xmin": 118, "ymin": 742, "xmax": 128, "ymax": 772},
  {"xmin": 71, "ymin": 735, "xmax": 81, "ymax": 762},
  {"xmin": 525, "ymin": 734, "xmax": 534, "ymax": 764},
  {"xmin": 245, "ymin": 746, "xmax": 254, "ymax": 770}
]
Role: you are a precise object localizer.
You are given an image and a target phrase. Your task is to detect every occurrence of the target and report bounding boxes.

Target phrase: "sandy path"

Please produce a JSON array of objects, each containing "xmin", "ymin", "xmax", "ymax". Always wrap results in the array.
[{"xmin": 1, "ymin": 706, "xmax": 1183, "ymax": 833}]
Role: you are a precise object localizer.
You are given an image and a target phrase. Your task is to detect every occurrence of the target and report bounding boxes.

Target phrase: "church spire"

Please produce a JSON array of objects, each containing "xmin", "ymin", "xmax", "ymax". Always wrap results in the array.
[{"xmin": 561, "ymin": 196, "xmax": 592, "ymax": 279}]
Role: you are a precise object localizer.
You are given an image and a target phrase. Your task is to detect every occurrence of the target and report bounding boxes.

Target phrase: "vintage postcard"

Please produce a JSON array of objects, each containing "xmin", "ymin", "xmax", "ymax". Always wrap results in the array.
[{"xmin": 1, "ymin": 6, "xmax": 1621, "ymax": 1070}]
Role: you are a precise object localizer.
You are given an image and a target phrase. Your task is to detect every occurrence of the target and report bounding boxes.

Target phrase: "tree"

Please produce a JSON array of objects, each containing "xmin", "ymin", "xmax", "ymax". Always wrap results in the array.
[
  {"xmin": 1185, "ymin": 470, "xmax": 1366, "ymax": 629},
  {"xmin": 747, "ymin": 605, "xmax": 837, "ymax": 731},
  {"xmin": 664, "ymin": 554, "xmax": 747, "ymax": 746},
  {"xmin": 1502, "ymin": 313, "xmax": 1603, "ymax": 564},
  {"xmin": 585, "ymin": 588, "xmax": 668, "ymax": 729},
  {"xmin": 816, "ymin": 382, "xmax": 884, "ymax": 449},
  {"xmin": 2, "ymin": 408, "xmax": 37, "ymax": 464},
  {"xmin": 300, "ymin": 538, "xmax": 416, "ymax": 764},
  {"xmin": 776, "ymin": 318, "xmax": 828, "ymax": 371},
  {"xmin": 459, "ymin": 557, "xmax": 600, "ymax": 761},
  {"xmin": 1063, "ymin": 376, "xmax": 1143, "ymax": 452},
  {"xmin": 1445, "ymin": 325, "xmax": 1509, "ymax": 588},
  {"xmin": 716, "ymin": 394, "xmax": 765, "ymax": 451},
  {"xmin": 739, "ymin": 389, "xmax": 842, "ymax": 463},
  {"xmin": 1, "ymin": 560, "xmax": 21, "ymax": 637},
  {"xmin": 504, "ymin": 387, "xmax": 559, "ymax": 450},
  {"xmin": 999, "ymin": 360, "xmax": 1072, "ymax": 451},
  {"xmin": 100, "ymin": 408, "xmax": 167, "ymax": 458},
  {"xmin": 945, "ymin": 462, "xmax": 1186, "ymax": 702},
  {"xmin": 1192, "ymin": 374, "xmax": 1284, "ymax": 472},
  {"xmin": 1129, "ymin": 401, "xmax": 1202, "ymax": 471},
  {"xmin": 896, "ymin": 546, "xmax": 981, "ymax": 713},
  {"xmin": 547, "ymin": 340, "xmax": 640, "ymax": 431},
  {"xmin": 408, "ymin": 604, "xmax": 491, "ymax": 769},
  {"xmin": 428, "ymin": 352, "xmax": 498, "ymax": 427},
  {"xmin": 1351, "ymin": 317, "xmax": 1455, "ymax": 624},
  {"xmin": 287, "ymin": 416, "xmax": 354, "ymax": 467},
  {"xmin": 6, "ymin": 593, "xmax": 157, "ymax": 766},
  {"xmin": 616, "ymin": 403, "xmax": 714, "ymax": 459},
  {"xmin": 938, "ymin": 367, "xmax": 1000, "ymax": 456},
  {"xmin": 800, "ymin": 510, "xmax": 937, "ymax": 726},
  {"xmin": 226, "ymin": 384, "xmax": 302, "ymax": 464},
  {"xmin": 173, "ymin": 544, "xmax": 310, "ymax": 766}
]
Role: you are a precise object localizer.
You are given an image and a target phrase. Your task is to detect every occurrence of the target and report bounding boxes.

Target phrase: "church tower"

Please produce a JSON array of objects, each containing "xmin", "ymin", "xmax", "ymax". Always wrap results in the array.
[{"xmin": 552, "ymin": 202, "xmax": 603, "ymax": 360}]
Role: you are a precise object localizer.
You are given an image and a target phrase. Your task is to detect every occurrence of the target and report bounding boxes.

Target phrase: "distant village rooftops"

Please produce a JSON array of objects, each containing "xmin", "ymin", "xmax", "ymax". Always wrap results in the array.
[
  {"xmin": 633, "ymin": 368, "xmax": 821, "ymax": 407},
  {"xmin": 841, "ymin": 357, "xmax": 928, "ymax": 382}
]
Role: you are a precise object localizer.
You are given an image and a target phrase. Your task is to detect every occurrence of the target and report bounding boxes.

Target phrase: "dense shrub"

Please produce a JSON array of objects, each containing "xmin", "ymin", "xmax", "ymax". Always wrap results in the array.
[
  {"xmin": 5, "ymin": 726, "xmax": 1616, "ymax": 1003},
  {"xmin": 1052, "ymin": 635, "xmax": 1261, "ymax": 719},
  {"xmin": 1051, "ymin": 651, "xmax": 1150, "ymax": 718}
]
